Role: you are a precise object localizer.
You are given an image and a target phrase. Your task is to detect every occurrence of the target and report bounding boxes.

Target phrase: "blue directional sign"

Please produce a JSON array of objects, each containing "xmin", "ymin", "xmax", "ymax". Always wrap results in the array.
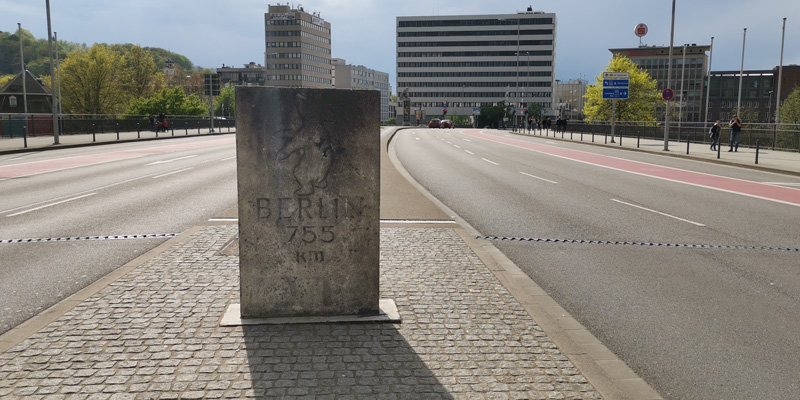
[
  {"xmin": 603, "ymin": 79, "xmax": 630, "ymax": 87},
  {"xmin": 603, "ymin": 88, "xmax": 630, "ymax": 99}
]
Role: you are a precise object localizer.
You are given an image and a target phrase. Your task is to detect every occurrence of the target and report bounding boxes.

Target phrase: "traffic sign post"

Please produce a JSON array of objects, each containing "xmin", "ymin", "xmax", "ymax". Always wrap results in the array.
[
  {"xmin": 662, "ymin": 88, "xmax": 674, "ymax": 101},
  {"xmin": 602, "ymin": 72, "xmax": 630, "ymax": 143}
]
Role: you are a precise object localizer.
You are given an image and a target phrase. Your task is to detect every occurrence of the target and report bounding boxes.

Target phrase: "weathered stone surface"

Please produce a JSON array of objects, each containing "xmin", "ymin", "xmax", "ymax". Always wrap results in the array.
[{"xmin": 235, "ymin": 86, "xmax": 380, "ymax": 318}]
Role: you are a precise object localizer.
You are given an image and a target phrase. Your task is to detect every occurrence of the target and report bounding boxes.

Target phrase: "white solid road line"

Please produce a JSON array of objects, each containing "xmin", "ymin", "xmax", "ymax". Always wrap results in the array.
[
  {"xmin": 7, "ymin": 193, "xmax": 97, "ymax": 217},
  {"xmin": 611, "ymin": 199, "xmax": 705, "ymax": 227},
  {"xmin": 152, "ymin": 168, "xmax": 193, "ymax": 179},
  {"xmin": 146, "ymin": 155, "xmax": 197, "ymax": 165},
  {"xmin": 519, "ymin": 171, "xmax": 558, "ymax": 184}
]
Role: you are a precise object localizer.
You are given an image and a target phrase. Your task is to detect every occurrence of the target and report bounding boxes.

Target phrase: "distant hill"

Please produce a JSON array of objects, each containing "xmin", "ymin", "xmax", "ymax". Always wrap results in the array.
[{"xmin": 0, "ymin": 28, "xmax": 195, "ymax": 77}]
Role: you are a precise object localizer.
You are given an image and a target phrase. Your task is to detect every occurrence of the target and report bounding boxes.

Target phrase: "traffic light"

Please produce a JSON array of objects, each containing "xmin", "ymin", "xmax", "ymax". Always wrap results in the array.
[
  {"xmin": 442, "ymin": 108, "xmax": 447, "ymax": 117},
  {"xmin": 524, "ymin": 109, "xmax": 528, "ymax": 115}
]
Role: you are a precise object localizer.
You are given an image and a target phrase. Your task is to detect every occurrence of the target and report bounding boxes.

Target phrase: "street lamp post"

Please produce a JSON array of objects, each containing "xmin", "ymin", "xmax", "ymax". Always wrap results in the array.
[
  {"xmin": 737, "ymin": 28, "xmax": 747, "ymax": 116},
  {"xmin": 704, "ymin": 37, "xmax": 714, "ymax": 130},
  {"xmin": 663, "ymin": 0, "xmax": 676, "ymax": 151},
  {"xmin": 46, "ymin": 0, "xmax": 59, "ymax": 144},
  {"xmin": 774, "ymin": 18, "xmax": 787, "ymax": 150}
]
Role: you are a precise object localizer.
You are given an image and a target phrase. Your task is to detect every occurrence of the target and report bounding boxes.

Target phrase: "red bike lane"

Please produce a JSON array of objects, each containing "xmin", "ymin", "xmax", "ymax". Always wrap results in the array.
[
  {"xmin": 0, "ymin": 136, "xmax": 235, "ymax": 179},
  {"xmin": 464, "ymin": 130, "xmax": 800, "ymax": 207}
]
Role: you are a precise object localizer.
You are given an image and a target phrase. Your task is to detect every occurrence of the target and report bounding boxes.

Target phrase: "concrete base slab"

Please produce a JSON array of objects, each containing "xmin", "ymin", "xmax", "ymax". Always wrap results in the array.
[{"xmin": 220, "ymin": 299, "xmax": 401, "ymax": 326}]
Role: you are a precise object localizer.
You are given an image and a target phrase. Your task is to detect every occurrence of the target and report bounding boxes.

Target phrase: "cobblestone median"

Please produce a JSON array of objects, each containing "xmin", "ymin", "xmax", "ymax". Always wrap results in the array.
[{"xmin": 0, "ymin": 225, "xmax": 600, "ymax": 399}]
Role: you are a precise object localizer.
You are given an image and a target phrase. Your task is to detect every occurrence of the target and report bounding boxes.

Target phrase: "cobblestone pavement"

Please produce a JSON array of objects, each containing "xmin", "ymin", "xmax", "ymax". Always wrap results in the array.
[{"xmin": 0, "ymin": 225, "xmax": 601, "ymax": 399}]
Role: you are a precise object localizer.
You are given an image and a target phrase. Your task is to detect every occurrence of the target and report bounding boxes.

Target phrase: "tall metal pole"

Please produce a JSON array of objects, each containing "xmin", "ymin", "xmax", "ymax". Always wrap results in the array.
[
  {"xmin": 704, "ymin": 37, "xmax": 714, "ymax": 128},
  {"xmin": 679, "ymin": 44, "xmax": 686, "ymax": 133},
  {"xmin": 55, "ymin": 32, "xmax": 63, "ymax": 118},
  {"xmin": 774, "ymin": 18, "xmax": 787, "ymax": 124},
  {"xmin": 737, "ymin": 28, "xmax": 747, "ymax": 116},
  {"xmin": 46, "ymin": 0, "xmax": 60, "ymax": 144},
  {"xmin": 18, "ymin": 23, "xmax": 29, "ymax": 118},
  {"xmin": 516, "ymin": 18, "xmax": 521, "ymax": 131},
  {"xmin": 663, "ymin": 0, "xmax": 676, "ymax": 151}
]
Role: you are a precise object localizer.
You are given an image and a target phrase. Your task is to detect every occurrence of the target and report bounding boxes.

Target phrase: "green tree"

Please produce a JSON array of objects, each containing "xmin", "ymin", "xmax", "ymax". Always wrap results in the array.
[
  {"xmin": 214, "ymin": 86, "xmax": 235, "ymax": 117},
  {"xmin": 125, "ymin": 86, "xmax": 207, "ymax": 116},
  {"xmin": 778, "ymin": 87, "xmax": 800, "ymax": 125},
  {"xmin": 59, "ymin": 44, "xmax": 126, "ymax": 114},
  {"xmin": 583, "ymin": 55, "xmax": 661, "ymax": 122},
  {"xmin": 477, "ymin": 103, "xmax": 506, "ymax": 128},
  {"xmin": 114, "ymin": 44, "xmax": 161, "ymax": 99}
]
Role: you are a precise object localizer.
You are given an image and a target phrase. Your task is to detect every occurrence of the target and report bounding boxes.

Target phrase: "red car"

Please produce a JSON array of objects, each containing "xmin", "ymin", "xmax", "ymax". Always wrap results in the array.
[
  {"xmin": 440, "ymin": 119, "xmax": 454, "ymax": 128},
  {"xmin": 428, "ymin": 119, "xmax": 441, "ymax": 128}
]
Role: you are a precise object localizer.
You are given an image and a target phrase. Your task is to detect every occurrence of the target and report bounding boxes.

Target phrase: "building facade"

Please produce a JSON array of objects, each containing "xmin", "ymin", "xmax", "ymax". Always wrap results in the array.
[
  {"xmin": 397, "ymin": 8, "xmax": 557, "ymax": 123},
  {"xmin": 264, "ymin": 4, "xmax": 332, "ymax": 88},
  {"xmin": 707, "ymin": 65, "xmax": 800, "ymax": 123},
  {"xmin": 610, "ymin": 44, "xmax": 710, "ymax": 122},
  {"xmin": 217, "ymin": 62, "xmax": 266, "ymax": 88},
  {"xmin": 332, "ymin": 58, "xmax": 392, "ymax": 122},
  {"xmin": 554, "ymin": 78, "xmax": 586, "ymax": 121}
]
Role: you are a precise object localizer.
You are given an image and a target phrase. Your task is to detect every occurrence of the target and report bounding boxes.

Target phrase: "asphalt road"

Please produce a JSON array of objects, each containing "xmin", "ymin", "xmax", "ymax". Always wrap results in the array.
[
  {"xmin": 393, "ymin": 128, "xmax": 800, "ymax": 400},
  {"xmin": 0, "ymin": 135, "xmax": 238, "ymax": 335}
]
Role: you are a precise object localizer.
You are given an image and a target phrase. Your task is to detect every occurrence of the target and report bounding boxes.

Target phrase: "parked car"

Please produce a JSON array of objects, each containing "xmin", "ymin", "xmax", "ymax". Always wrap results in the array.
[
  {"xmin": 440, "ymin": 119, "xmax": 454, "ymax": 128},
  {"xmin": 428, "ymin": 118, "xmax": 441, "ymax": 128}
]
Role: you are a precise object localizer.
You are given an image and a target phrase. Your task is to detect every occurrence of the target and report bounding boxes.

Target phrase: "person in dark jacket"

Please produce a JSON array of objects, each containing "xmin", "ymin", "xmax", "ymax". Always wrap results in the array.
[
  {"xmin": 709, "ymin": 120, "xmax": 721, "ymax": 151},
  {"xmin": 729, "ymin": 116, "xmax": 742, "ymax": 152}
]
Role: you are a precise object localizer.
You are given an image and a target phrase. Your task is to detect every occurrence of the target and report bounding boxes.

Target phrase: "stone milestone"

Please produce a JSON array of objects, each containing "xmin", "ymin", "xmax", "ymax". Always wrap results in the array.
[{"xmin": 235, "ymin": 87, "xmax": 380, "ymax": 319}]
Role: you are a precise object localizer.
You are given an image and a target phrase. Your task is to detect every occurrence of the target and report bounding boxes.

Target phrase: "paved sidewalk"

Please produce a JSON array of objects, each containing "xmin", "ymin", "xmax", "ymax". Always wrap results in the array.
[
  {"xmin": 0, "ymin": 128, "xmax": 235, "ymax": 154},
  {"xmin": 1, "ymin": 223, "xmax": 605, "ymax": 399},
  {"xmin": 507, "ymin": 128, "xmax": 800, "ymax": 176}
]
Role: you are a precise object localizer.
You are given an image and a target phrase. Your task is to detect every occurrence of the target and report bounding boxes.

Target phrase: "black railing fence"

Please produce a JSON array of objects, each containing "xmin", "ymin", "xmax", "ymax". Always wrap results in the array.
[
  {"xmin": 559, "ymin": 121, "xmax": 800, "ymax": 152},
  {"xmin": 0, "ymin": 114, "xmax": 236, "ymax": 139}
]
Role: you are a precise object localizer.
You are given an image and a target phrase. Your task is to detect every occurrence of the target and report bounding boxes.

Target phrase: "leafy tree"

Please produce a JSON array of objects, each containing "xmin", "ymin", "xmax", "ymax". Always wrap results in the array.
[
  {"xmin": 477, "ymin": 103, "xmax": 506, "ymax": 128},
  {"xmin": 125, "ymin": 86, "xmax": 207, "ymax": 116},
  {"xmin": 583, "ymin": 55, "xmax": 661, "ymax": 122},
  {"xmin": 214, "ymin": 86, "xmax": 235, "ymax": 117},
  {"xmin": 59, "ymin": 44, "xmax": 126, "ymax": 114},
  {"xmin": 778, "ymin": 87, "xmax": 800, "ymax": 125},
  {"xmin": 117, "ymin": 44, "xmax": 161, "ymax": 99},
  {"xmin": 0, "ymin": 74, "xmax": 13, "ymax": 88}
]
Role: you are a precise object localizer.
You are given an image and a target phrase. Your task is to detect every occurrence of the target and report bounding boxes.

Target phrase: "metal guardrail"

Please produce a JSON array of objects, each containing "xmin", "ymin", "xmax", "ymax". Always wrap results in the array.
[{"xmin": 565, "ymin": 121, "xmax": 800, "ymax": 152}]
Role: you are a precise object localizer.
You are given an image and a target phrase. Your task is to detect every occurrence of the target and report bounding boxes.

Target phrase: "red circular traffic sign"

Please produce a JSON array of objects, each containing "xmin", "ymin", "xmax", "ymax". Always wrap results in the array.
[
  {"xmin": 635, "ymin": 23, "xmax": 648, "ymax": 37},
  {"xmin": 662, "ymin": 88, "xmax": 674, "ymax": 101}
]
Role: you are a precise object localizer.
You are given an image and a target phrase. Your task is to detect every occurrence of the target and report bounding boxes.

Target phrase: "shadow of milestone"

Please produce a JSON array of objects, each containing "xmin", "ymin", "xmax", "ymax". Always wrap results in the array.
[{"xmin": 242, "ymin": 323, "xmax": 453, "ymax": 398}]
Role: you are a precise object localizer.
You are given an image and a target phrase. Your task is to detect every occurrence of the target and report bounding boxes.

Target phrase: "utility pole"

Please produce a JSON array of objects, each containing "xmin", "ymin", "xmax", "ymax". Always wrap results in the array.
[{"xmin": 46, "ymin": 0, "xmax": 60, "ymax": 144}]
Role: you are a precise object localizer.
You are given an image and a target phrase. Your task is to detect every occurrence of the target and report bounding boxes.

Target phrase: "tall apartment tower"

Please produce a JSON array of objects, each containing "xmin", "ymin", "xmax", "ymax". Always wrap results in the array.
[
  {"xmin": 397, "ymin": 8, "xmax": 557, "ymax": 121},
  {"xmin": 264, "ymin": 4, "xmax": 332, "ymax": 88}
]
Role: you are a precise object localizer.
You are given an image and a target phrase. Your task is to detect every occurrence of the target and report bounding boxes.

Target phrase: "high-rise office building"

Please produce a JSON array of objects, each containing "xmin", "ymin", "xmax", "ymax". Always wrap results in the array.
[
  {"xmin": 397, "ymin": 7, "xmax": 557, "ymax": 122},
  {"xmin": 264, "ymin": 4, "xmax": 332, "ymax": 88}
]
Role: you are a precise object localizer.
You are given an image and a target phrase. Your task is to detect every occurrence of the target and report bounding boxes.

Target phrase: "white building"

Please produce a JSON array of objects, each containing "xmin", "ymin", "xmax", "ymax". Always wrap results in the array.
[
  {"xmin": 396, "ymin": 7, "xmax": 557, "ymax": 123},
  {"xmin": 332, "ymin": 58, "xmax": 392, "ymax": 122}
]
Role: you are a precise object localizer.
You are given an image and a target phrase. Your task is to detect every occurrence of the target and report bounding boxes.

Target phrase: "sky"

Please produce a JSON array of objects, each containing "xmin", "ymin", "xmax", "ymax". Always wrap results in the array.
[{"xmin": 4, "ymin": 0, "xmax": 798, "ymax": 90}]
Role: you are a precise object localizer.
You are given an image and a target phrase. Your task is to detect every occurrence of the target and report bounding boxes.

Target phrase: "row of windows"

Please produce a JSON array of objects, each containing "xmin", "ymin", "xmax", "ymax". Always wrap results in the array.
[
  {"xmin": 267, "ymin": 63, "xmax": 332, "ymax": 75},
  {"xmin": 266, "ymin": 19, "xmax": 330, "ymax": 34},
  {"xmin": 407, "ymin": 91, "xmax": 552, "ymax": 98},
  {"xmin": 398, "ymin": 29, "xmax": 553, "ymax": 37},
  {"xmin": 398, "ymin": 40, "xmax": 553, "ymax": 48},
  {"xmin": 267, "ymin": 74, "xmax": 332, "ymax": 84},
  {"xmin": 265, "ymin": 30, "xmax": 331, "ymax": 44},
  {"xmin": 633, "ymin": 58, "xmax": 703, "ymax": 67},
  {"xmin": 404, "ymin": 81, "xmax": 552, "ymax": 88},
  {"xmin": 399, "ymin": 50, "xmax": 552, "ymax": 58},
  {"xmin": 269, "ymin": 53, "xmax": 331, "ymax": 64},
  {"xmin": 399, "ymin": 61, "xmax": 552, "ymax": 68},
  {"xmin": 410, "ymin": 101, "xmax": 551, "ymax": 108},
  {"xmin": 398, "ymin": 18, "xmax": 553, "ymax": 28},
  {"xmin": 399, "ymin": 71, "xmax": 552, "ymax": 78},
  {"xmin": 266, "ymin": 41, "xmax": 330, "ymax": 54}
]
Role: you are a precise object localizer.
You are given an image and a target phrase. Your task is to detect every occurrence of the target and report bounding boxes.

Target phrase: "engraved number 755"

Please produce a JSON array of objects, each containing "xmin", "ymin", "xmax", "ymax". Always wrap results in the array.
[{"xmin": 287, "ymin": 226, "xmax": 335, "ymax": 243}]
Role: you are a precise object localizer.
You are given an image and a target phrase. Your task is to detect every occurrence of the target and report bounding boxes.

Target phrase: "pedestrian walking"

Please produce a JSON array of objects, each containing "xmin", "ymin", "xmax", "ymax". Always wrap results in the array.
[
  {"xmin": 709, "ymin": 120, "xmax": 721, "ymax": 151},
  {"xmin": 728, "ymin": 116, "xmax": 742, "ymax": 152}
]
